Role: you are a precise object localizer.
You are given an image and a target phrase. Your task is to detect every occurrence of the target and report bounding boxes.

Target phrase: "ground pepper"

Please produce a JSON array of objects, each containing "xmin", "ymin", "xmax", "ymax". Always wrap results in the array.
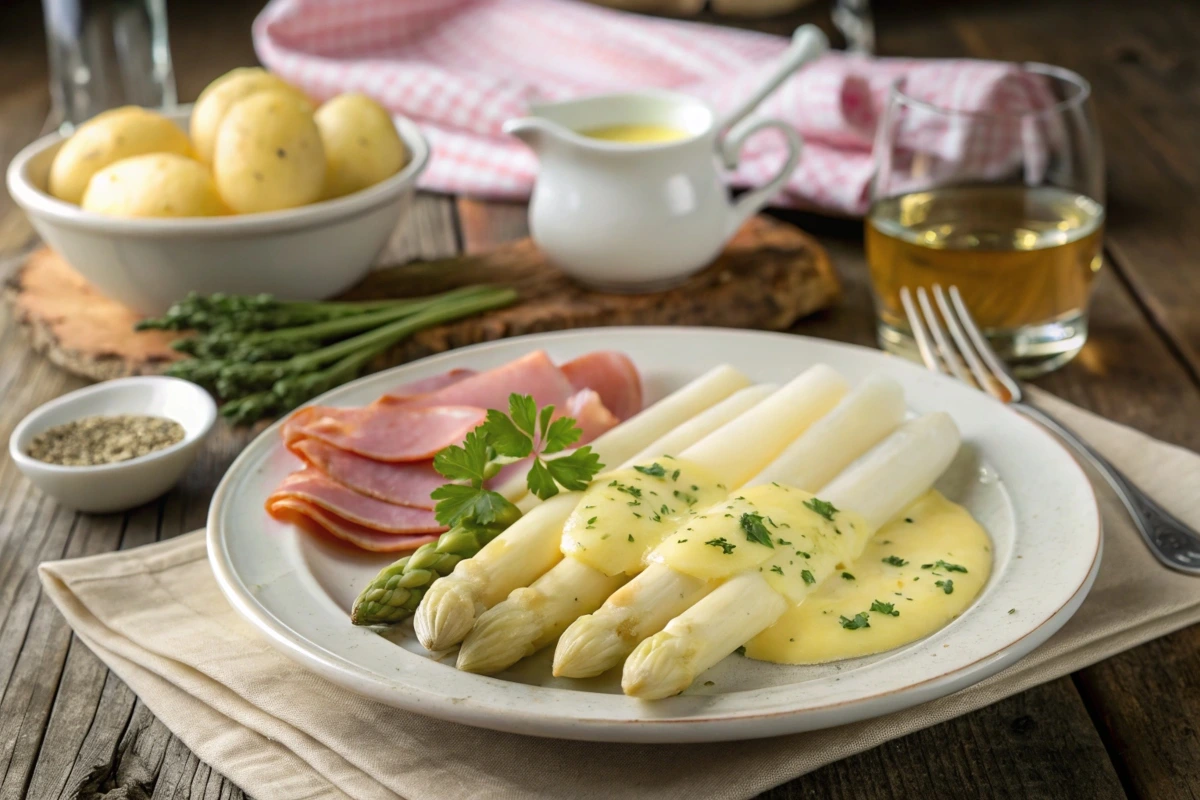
[{"xmin": 27, "ymin": 414, "xmax": 185, "ymax": 466}]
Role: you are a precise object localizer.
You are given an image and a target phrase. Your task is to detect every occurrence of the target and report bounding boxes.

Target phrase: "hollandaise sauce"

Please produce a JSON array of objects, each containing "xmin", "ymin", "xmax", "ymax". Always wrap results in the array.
[
  {"xmin": 745, "ymin": 490, "xmax": 992, "ymax": 664},
  {"xmin": 579, "ymin": 124, "xmax": 690, "ymax": 144},
  {"xmin": 561, "ymin": 455, "xmax": 728, "ymax": 577}
]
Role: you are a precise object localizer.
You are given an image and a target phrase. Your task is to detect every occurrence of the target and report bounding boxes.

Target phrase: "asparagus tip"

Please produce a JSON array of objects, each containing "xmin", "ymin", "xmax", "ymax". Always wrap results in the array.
[
  {"xmin": 414, "ymin": 579, "xmax": 479, "ymax": 651},
  {"xmin": 456, "ymin": 596, "xmax": 541, "ymax": 674}
]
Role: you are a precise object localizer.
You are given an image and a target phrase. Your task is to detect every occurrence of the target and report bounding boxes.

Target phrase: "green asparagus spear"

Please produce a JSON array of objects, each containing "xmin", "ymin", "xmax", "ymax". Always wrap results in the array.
[
  {"xmin": 352, "ymin": 524, "xmax": 509, "ymax": 625},
  {"xmin": 213, "ymin": 287, "xmax": 518, "ymax": 423},
  {"xmin": 137, "ymin": 291, "xmax": 431, "ymax": 333}
]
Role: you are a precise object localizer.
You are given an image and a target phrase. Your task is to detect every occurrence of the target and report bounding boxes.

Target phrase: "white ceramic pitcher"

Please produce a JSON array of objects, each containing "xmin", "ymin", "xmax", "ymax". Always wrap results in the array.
[{"xmin": 505, "ymin": 26, "xmax": 828, "ymax": 292}]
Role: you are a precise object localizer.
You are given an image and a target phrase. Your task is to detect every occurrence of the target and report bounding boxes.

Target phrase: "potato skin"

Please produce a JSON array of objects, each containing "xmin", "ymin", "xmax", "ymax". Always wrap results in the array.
[
  {"xmin": 48, "ymin": 107, "xmax": 193, "ymax": 204},
  {"xmin": 315, "ymin": 93, "xmax": 409, "ymax": 199},
  {"xmin": 212, "ymin": 90, "xmax": 326, "ymax": 214},
  {"xmin": 191, "ymin": 68, "xmax": 312, "ymax": 165},
  {"xmin": 81, "ymin": 153, "xmax": 227, "ymax": 218}
]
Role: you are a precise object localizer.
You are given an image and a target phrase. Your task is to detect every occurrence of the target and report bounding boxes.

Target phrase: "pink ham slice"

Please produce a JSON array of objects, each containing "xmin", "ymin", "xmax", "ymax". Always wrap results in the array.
[
  {"xmin": 563, "ymin": 389, "xmax": 621, "ymax": 444},
  {"xmin": 288, "ymin": 405, "xmax": 487, "ymax": 462},
  {"xmin": 290, "ymin": 438, "xmax": 447, "ymax": 509},
  {"xmin": 561, "ymin": 351, "xmax": 643, "ymax": 421},
  {"xmin": 266, "ymin": 468, "xmax": 443, "ymax": 533},
  {"xmin": 387, "ymin": 351, "xmax": 574, "ymax": 409},
  {"xmin": 279, "ymin": 368, "xmax": 476, "ymax": 445},
  {"xmin": 270, "ymin": 497, "xmax": 439, "ymax": 553},
  {"xmin": 289, "ymin": 389, "xmax": 619, "ymax": 508},
  {"xmin": 283, "ymin": 351, "xmax": 580, "ymax": 461}
]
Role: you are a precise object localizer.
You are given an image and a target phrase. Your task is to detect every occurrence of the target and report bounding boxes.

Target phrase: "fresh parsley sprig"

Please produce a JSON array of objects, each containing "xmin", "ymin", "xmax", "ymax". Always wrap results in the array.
[{"xmin": 430, "ymin": 393, "xmax": 605, "ymax": 529}]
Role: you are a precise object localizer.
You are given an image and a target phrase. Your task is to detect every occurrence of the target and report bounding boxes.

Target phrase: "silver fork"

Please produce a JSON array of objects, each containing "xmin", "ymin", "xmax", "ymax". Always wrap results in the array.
[{"xmin": 902, "ymin": 284, "xmax": 1200, "ymax": 575}]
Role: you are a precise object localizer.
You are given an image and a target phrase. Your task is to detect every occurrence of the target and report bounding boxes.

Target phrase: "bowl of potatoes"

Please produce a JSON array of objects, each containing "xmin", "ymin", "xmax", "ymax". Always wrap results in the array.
[{"xmin": 6, "ymin": 68, "xmax": 428, "ymax": 314}]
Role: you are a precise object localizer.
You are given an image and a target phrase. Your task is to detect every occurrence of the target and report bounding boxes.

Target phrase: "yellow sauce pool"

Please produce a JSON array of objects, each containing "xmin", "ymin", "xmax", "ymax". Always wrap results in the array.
[
  {"xmin": 579, "ymin": 124, "xmax": 689, "ymax": 144},
  {"xmin": 745, "ymin": 490, "xmax": 992, "ymax": 665}
]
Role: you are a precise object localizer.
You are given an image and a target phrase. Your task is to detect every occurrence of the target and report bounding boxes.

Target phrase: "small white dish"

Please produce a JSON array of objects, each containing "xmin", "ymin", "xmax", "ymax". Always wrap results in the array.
[
  {"xmin": 6, "ymin": 105, "xmax": 430, "ymax": 315},
  {"xmin": 208, "ymin": 327, "xmax": 1100, "ymax": 742},
  {"xmin": 10, "ymin": 376, "xmax": 216, "ymax": 513}
]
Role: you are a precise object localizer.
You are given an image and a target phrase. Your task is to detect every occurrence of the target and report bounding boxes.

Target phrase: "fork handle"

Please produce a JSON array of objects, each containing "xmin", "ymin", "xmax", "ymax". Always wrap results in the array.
[{"xmin": 1013, "ymin": 400, "xmax": 1200, "ymax": 575}]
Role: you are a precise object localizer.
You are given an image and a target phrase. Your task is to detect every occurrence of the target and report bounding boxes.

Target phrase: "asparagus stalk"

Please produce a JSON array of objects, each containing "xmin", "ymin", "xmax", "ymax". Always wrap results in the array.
[
  {"xmin": 172, "ymin": 285, "xmax": 497, "ymax": 361},
  {"xmin": 352, "ymin": 524, "xmax": 510, "ymax": 626},
  {"xmin": 622, "ymin": 413, "xmax": 961, "ymax": 699},
  {"xmin": 137, "ymin": 291, "xmax": 429, "ymax": 332}
]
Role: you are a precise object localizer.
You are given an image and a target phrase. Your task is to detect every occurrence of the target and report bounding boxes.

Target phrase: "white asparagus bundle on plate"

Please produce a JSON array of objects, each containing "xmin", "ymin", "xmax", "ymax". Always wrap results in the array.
[
  {"xmin": 414, "ymin": 363, "xmax": 755, "ymax": 650},
  {"xmin": 553, "ymin": 374, "xmax": 907, "ymax": 678},
  {"xmin": 455, "ymin": 365, "xmax": 853, "ymax": 673},
  {"xmin": 621, "ymin": 412, "xmax": 961, "ymax": 699}
]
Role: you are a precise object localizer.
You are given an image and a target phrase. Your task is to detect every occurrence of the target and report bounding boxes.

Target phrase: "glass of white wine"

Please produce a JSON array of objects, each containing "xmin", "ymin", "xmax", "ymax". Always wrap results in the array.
[{"xmin": 866, "ymin": 63, "xmax": 1104, "ymax": 376}]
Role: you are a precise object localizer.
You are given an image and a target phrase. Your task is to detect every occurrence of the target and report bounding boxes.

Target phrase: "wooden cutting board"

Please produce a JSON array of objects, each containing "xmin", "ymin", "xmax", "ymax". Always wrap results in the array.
[{"xmin": 4, "ymin": 215, "xmax": 839, "ymax": 382}]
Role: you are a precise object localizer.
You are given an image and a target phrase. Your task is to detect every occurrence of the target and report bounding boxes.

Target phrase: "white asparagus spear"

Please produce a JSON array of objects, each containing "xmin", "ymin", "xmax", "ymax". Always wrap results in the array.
[
  {"xmin": 457, "ymin": 366, "xmax": 849, "ymax": 674},
  {"xmin": 414, "ymin": 368, "xmax": 757, "ymax": 651},
  {"xmin": 554, "ymin": 375, "xmax": 906, "ymax": 678},
  {"xmin": 622, "ymin": 413, "xmax": 961, "ymax": 699}
]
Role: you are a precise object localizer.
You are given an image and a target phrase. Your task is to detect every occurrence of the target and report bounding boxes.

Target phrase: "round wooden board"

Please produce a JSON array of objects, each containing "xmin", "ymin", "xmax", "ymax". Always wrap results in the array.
[{"xmin": 5, "ymin": 215, "xmax": 839, "ymax": 382}]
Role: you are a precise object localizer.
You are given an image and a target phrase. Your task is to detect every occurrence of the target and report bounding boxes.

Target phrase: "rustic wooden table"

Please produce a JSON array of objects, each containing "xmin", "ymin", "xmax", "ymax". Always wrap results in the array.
[{"xmin": 2, "ymin": 0, "xmax": 1198, "ymax": 797}]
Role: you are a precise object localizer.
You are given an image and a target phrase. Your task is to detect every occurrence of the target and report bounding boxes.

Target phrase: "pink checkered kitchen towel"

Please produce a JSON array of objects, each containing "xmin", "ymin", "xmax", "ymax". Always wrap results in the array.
[{"xmin": 254, "ymin": 0, "xmax": 1056, "ymax": 215}]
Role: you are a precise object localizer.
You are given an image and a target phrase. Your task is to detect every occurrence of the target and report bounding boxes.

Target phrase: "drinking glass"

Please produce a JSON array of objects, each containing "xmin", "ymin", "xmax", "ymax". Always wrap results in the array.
[
  {"xmin": 866, "ymin": 63, "xmax": 1105, "ymax": 377},
  {"xmin": 41, "ymin": 0, "xmax": 177, "ymax": 130}
]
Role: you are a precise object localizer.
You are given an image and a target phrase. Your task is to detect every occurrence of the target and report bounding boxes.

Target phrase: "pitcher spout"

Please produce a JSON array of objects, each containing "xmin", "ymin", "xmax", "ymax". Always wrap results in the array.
[{"xmin": 502, "ymin": 116, "xmax": 572, "ymax": 152}]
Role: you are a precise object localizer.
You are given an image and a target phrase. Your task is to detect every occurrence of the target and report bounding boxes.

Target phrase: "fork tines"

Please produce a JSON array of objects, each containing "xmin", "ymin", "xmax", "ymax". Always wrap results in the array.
[{"xmin": 899, "ymin": 285, "xmax": 1020, "ymax": 402}]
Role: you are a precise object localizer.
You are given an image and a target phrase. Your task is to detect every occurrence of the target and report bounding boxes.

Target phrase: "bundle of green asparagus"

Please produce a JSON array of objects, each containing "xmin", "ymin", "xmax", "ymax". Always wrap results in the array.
[{"xmin": 137, "ymin": 286, "xmax": 517, "ymax": 424}]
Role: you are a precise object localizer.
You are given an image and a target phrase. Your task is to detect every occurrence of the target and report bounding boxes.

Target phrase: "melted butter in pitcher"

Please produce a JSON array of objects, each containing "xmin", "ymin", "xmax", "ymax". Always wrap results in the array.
[
  {"xmin": 578, "ymin": 124, "xmax": 689, "ymax": 144},
  {"xmin": 745, "ymin": 491, "xmax": 992, "ymax": 665}
]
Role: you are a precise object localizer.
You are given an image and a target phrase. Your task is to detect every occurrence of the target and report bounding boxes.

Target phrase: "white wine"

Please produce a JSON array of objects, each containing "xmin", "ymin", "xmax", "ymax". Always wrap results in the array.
[{"xmin": 867, "ymin": 185, "xmax": 1104, "ymax": 338}]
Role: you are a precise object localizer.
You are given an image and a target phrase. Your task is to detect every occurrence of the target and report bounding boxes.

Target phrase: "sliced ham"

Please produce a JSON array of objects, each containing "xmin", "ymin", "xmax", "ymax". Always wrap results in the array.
[
  {"xmin": 270, "ymin": 497, "xmax": 439, "ymax": 553},
  {"xmin": 561, "ymin": 351, "xmax": 643, "ymax": 421},
  {"xmin": 563, "ymin": 389, "xmax": 621, "ymax": 444},
  {"xmin": 288, "ymin": 405, "xmax": 487, "ymax": 462},
  {"xmin": 383, "ymin": 368, "xmax": 476, "ymax": 400},
  {"xmin": 266, "ymin": 468, "xmax": 444, "ymax": 533},
  {"xmin": 290, "ymin": 438, "xmax": 446, "ymax": 509},
  {"xmin": 386, "ymin": 350, "xmax": 574, "ymax": 409}
]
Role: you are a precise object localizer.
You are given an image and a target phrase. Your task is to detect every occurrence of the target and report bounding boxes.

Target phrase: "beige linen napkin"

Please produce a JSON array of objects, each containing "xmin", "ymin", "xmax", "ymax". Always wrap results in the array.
[{"xmin": 39, "ymin": 391, "xmax": 1200, "ymax": 800}]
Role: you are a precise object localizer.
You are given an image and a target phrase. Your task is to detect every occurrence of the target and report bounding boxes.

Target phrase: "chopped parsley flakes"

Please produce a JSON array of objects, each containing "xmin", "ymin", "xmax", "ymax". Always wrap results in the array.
[
  {"xmin": 935, "ymin": 579, "xmax": 955, "ymax": 594},
  {"xmin": 740, "ymin": 512, "xmax": 774, "ymax": 548},
  {"xmin": 839, "ymin": 612, "xmax": 870, "ymax": 630},
  {"xmin": 706, "ymin": 537, "xmax": 736, "ymax": 555},
  {"xmin": 841, "ymin": 571, "xmax": 855, "ymax": 580},
  {"xmin": 800, "ymin": 569, "xmax": 815, "ymax": 585},
  {"xmin": 922, "ymin": 560, "xmax": 968, "ymax": 573},
  {"xmin": 770, "ymin": 565, "xmax": 784, "ymax": 575},
  {"xmin": 870, "ymin": 599, "xmax": 900, "ymax": 617},
  {"xmin": 803, "ymin": 496, "xmax": 839, "ymax": 521},
  {"xmin": 633, "ymin": 462, "xmax": 667, "ymax": 477}
]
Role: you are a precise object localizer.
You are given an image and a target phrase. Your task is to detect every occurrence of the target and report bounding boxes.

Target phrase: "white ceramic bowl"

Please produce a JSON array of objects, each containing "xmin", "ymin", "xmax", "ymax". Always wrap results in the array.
[
  {"xmin": 6, "ymin": 106, "xmax": 430, "ymax": 315},
  {"xmin": 10, "ymin": 376, "xmax": 217, "ymax": 513}
]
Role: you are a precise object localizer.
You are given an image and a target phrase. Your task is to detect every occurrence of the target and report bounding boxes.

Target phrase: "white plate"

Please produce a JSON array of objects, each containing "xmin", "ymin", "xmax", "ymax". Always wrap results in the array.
[{"xmin": 208, "ymin": 328, "xmax": 1101, "ymax": 743}]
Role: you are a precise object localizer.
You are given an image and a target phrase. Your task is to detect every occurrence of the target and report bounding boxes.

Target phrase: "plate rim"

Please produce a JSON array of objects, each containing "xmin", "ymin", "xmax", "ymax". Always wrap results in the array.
[{"xmin": 207, "ymin": 326, "xmax": 1102, "ymax": 742}]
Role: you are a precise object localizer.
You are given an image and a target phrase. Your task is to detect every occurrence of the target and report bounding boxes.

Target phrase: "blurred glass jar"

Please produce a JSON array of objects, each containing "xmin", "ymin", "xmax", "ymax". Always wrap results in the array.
[{"xmin": 42, "ymin": 0, "xmax": 177, "ymax": 130}]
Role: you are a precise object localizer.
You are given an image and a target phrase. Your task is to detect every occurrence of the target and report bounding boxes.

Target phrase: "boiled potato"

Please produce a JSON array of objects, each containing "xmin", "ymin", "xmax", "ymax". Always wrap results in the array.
[
  {"xmin": 48, "ymin": 107, "xmax": 193, "ymax": 204},
  {"xmin": 81, "ymin": 153, "xmax": 227, "ymax": 218},
  {"xmin": 212, "ymin": 90, "xmax": 325, "ymax": 214},
  {"xmin": 190, "ymin": 67, "xmax": 312, "ymax": 164},
  {"xmin": 315, "ymin": 93, "xmax": 409, "ymax": 199}
]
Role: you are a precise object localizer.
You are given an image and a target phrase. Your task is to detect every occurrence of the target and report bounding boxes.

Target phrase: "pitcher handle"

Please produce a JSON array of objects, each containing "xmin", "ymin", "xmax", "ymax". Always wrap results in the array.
[{"xmin": 721, "ymin": 118, "xmax": 803, "ymax": 236}]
